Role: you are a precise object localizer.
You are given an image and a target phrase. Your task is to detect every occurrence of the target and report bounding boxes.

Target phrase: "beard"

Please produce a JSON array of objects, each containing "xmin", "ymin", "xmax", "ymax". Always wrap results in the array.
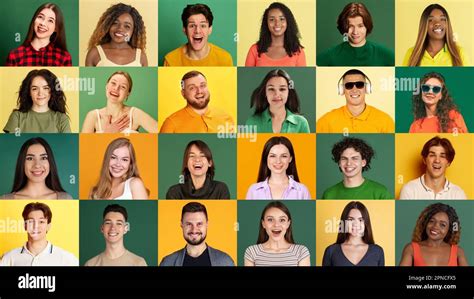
[
  {"xmin": 187, "ymin": 95, "xmax": 210, "ymax": 110},
  {"xmin": 184, "ymin": 232, "xmax": 207, "ymax": 246}
]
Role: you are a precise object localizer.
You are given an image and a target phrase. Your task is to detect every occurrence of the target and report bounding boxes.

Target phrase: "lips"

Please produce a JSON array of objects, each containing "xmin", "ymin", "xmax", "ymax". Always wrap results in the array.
[
  {"xmin": 31, "ymin": 170, "xmax": 45, "ymax": 177},
  {"xmin": 271, "ymin": 229, "xmax": 282, "ymax": 237},
  {"xmin": 36, "ymin": 26, "xmax": 48, "ymax": 33},
  {"xmin": 109, "ymin": 91, "xmax": 120, "ymax": 97}
]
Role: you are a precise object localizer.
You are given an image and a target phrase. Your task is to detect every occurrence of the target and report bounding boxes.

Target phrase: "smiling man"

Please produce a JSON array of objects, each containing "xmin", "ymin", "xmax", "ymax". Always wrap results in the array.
[
  {"xmin": 399, "ymin": 136, "xmax": 466, "ymax": 200},
  {"xmin": 322, "ymin": 137, "xmax": 392, "ymax": 199},
  {"xmin": 0, "ymin": 202, "xmax": 78, "ymax": 266},
  {"xmin": 163, "ymin": 4, "xmax": 233, "ymax": 66},
  {"xmin": 85, "ymin": 204, "xmax": 147, "ymax": 266},
  {"xmin": 160, "ymin": 70, "xmax": 234, "ymax": 133},
  {"xmin": 316, "ymin": 69, "xmax": 394, "ymax": 133},
  {"xmin": 160, "ymin": 202, "xmax": 234, "ymax": 266}
]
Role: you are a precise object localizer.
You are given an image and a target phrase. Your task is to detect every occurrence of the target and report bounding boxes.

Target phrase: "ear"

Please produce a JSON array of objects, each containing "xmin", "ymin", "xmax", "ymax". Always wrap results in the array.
[
  {"xmin": 361, "ymin": 159, "xmax": 367, "ymax": 168},
  {"xmin": 289, "ymin": 156, "xmax": 293, "ymax": 163},
  {"xmin": 208, "ymin": 160, "xmax": 213, "ymax": 167},
  {"xmin": 181, "ymin": 89, "xmax": 185, "ymax": 98},
  {"xmin": 46, "ymin": 223, "xmax": 51, "ymax": 233},
  {"xmin": 124, "ymin": 222, "xmax": 129, "ymax": 234},
  {"xmin": 182, "ymin": 27, "xmax": 187, "ymax": 36},
  {"xmin": 209, "ymin": 26, "xmax": 213, "ymax": 35}
]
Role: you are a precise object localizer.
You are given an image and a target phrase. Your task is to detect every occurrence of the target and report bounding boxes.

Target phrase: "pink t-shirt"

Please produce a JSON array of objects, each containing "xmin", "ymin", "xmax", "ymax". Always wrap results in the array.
[{"xmin": 245, "ymin": 44, "xmax": 306, "ymax": 66}]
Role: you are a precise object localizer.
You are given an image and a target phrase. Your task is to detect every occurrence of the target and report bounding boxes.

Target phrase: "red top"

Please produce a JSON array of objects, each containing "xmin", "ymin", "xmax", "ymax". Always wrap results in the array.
[
  {"xmin": 6, "ymin": 43, "xmax": 72, "ymax": 66},
  {"xmin": 409, "ymin": 110, "xmax": 468, "ymax": 133},
  {"xmin": 412, "ymin": 242, "xmax": 458, "ymax": 266}
]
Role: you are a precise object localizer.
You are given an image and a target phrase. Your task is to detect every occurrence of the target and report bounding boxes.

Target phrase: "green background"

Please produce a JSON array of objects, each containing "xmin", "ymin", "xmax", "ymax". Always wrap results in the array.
[
  {"xmin": 316, "ymin": 0, "xmax": 395, "ymax": 60},
  {"xmin": 395, "ymin": 67, "xmax": 474, "ymax": 132},
  {"xmin": 316, "ymin": 133, "xmax": 395, "ymax": 199},
  {"xmin": 0, "ymin": 133, "xmax": 78, "ymax": 198},
  {"xmin": 79, "ymin": 200, "xmax": 158, "ymax": 266},
  {"xmin": 158, "ymin": 134, "xmax": 236, "ymax": 199},
  {"xmin": 0, "ymin": 0, "xmax": 79, "ymax": 66},
  {"xmin": 237, "ymin": 200, "xmax": 316, "ymax": 266},
  {"xmin": 395, "ymin": 200, "xmax": 474, "ymax": 265},
  {"xmin": 79, "ymin": 67, "xmax": 158, "ymax": 132},
  {"xmin": 237, "ymin": 67, "xmax": 316, "ymax": 132},
  {"xmin": 158, "ymin": 0, "xmax": 237, "ymax": 66}
]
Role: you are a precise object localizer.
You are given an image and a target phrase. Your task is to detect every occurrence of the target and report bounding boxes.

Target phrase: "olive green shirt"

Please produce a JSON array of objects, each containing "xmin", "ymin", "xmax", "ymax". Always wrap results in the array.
[{"xmin": 3, "ymin": 110, "xmax": 71, "ymax": 133}]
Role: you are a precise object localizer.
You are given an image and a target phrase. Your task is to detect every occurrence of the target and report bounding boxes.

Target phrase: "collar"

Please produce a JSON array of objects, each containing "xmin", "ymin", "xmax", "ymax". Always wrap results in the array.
[
  {"xmin": 28, "ymin": 42, "xmax": 54, "ymax": 52},
  {"xmin": 419, "ymin": 174, "xmax": 450, "ymax": 193},
  {"xmin": 21, "ymin": 241, "xmax": 53, "ymax": 255},
  {"xmin": 343, "ymin": 104, "xmax": 371, "ymax": 120},
  {"xmin": 262, "ymin": 108, "xmax": 299, "ymax": 125},
  {"xmin": 254, "ymin": 176, "xmax": 300, "ymax": 191},
  {"xmin": 184, "ymin": 105, "xmax": 211, "ymax": 118}
]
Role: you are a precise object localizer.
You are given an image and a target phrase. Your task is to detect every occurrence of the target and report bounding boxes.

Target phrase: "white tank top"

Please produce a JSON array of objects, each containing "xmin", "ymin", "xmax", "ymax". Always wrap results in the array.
[
  {"xmin": 113, "ymin": 177, "xmax": 134, "ymax": 200},
  {"xmin": 96, "ymin": 45, "xmax": 142, "ymax": 66},
  {"xmin": 95, "ymin": 107, "xmax": 138, "ymax": 133}
]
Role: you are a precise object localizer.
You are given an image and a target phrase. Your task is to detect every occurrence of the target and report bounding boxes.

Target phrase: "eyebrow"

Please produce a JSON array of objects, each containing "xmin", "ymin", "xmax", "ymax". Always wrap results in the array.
[
  {"xmin": 104, "ymin": 219, "xmax": 124, "ymax": 223},
  {"xmin": 26, "ymin": 153, "xmax": 48, "ymax": 157},
  {"xmin": 38, "ymin": 13, "xmax": 56, "ymax": 21}
]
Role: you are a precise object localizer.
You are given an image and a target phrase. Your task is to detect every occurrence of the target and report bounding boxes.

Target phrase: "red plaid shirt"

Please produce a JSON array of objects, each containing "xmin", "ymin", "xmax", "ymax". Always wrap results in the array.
[{"xmin": 6, "ymin": 43, "xmax": 72, "ymax": 66}]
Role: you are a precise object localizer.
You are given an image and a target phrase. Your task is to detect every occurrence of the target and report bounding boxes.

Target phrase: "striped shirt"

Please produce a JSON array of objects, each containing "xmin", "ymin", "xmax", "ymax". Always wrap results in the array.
[
  {"xmin": 0, "ymin": 242, "xmax": 78, "ymax": 266},
  {"xmin": 244, "ymin": 244, "xmax": 310, "ymax": 266}
]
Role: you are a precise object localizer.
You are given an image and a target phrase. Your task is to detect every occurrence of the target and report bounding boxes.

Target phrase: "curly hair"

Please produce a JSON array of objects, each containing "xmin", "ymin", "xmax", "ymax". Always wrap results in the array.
[
  {"xmin": 87, "ymin": 3, "xmax": 146, "ymax": 51},
  {"xmin": 412, "ymin": 203, "xmax": 461, "ymax": 245},
  {"xmin": 412, "ymin": 72, "xmax": 459, "ymax": 132},
  {"xmin": 250, "ymin": 69, "xmax": 301, "ymax": 115},
  {"xmin": 16, "ymin": 69, "xmax": 68, "ymax": 114},
  {"xmin": 331, "ymin": 137, "xmax": 374, "ymax": 172},
  {"xmin": 256, "ymin": 2, "xmax": 303, "ymax": 57}
]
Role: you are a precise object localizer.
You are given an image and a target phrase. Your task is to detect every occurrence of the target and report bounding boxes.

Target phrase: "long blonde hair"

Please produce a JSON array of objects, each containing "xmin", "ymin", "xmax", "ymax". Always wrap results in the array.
[
  {"xmin": 90, "ymin": 138, "xmax": 141, "ymax": 199},
  {"xmin": 408, "ymin": 4, "xmax": 462, "ymax": 66}
]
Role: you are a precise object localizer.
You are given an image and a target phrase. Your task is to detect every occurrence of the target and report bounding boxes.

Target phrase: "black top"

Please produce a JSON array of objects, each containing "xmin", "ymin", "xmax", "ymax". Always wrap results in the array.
[
  {"xmin": 166, "ymin": 176, "xmax": 230, "ymax": 199},
  {"xmin": 322, "ymin": 243, "xmax": 385, "ymax": 266},
  {"xmin": 183, "ymin": 247, "xmax": 211, "ymax": 267}
]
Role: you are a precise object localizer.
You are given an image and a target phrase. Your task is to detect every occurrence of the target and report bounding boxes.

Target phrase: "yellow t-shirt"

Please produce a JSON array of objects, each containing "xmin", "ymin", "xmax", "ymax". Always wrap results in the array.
[
  {"xmin": 160, "ymin": 105, "xmax": 234, "ymax": 133},
  {"xmin": 402, "ymin": 44, "xmax": 469, "ymax": 66},
  {"xmin": 316, "ymin": 105, "xmax": 394, "ymax": 133},
  {"xmin": 163, "ymin": 43, "xmax": 233, "ymax": 66}
]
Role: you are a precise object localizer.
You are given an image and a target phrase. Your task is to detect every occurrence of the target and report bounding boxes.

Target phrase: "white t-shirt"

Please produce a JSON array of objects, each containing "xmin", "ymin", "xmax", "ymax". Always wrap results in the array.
[{"xmin": 399, "ymin": 175, "xmax": 467, "ymax": 200}]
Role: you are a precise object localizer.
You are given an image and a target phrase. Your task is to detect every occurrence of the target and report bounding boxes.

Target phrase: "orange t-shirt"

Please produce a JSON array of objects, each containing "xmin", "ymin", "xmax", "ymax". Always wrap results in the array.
[
  {"xmin": 245, "ymin": 44, "xmax": 306, "ymax": 66},
  {"xmin": 409, "ymin": 110, "xmax": 468, "ymax": 133},
  {"xmin": 412, "ymin": 242, "xmax": 458, "ymax": 266}
]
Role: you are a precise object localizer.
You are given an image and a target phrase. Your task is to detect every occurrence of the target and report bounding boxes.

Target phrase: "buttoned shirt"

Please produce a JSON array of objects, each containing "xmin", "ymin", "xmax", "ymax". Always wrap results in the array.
[
  {"xmin": 399, "ymin": 175, "xmax": 467, "ymax": 200},
  {"xmin": 0, "ymin": 242, "xmax": 78, "ymax": 266},
  {"xmin": 246, "ymin": 176, "xmax": 311, "ymax": 200}
]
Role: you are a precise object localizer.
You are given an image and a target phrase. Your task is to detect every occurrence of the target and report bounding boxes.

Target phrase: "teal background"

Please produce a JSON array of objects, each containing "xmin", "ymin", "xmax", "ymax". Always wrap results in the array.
[
  {"xmin": 158, "ymin": 134, "xmax": 236, "ymax": 199},
  {"xmin": 316, "ymin": 133, "xmax": 395, "ymax": 199},
  {"xmin": 79, "ymin": 67, "xmax": 158, "ymax": 133},
  {"xmin": 0, "ymin": 0, "xmax": 79, "ymax": 66},
  {"xmin": 158, "ymin": 0, "xmax": 237, "ymax": 66},
  {"xmin": 395, "ymin": 200, "xmax": 474, "ymax": 265},
  {"xmin": 79, "ymin": 200, "xmax": 158, "ymax": 266},
  {"xmin": 316, "ymin": 0, "xmax": 395, "ymax": 59},
  {"xmin": 395, "ymin": 67, "xmax": 474, "ymax": 132},
  {"xmin": 0, "ymin": 133, "xmax": 78, "ymax": 198},
  {"xmin": 237, "ymin": 67, "xmax": 316, "ymax": 132},
  {"xmin": 237, "ymin": 200, "xmax": 316, "ymax": 266}
]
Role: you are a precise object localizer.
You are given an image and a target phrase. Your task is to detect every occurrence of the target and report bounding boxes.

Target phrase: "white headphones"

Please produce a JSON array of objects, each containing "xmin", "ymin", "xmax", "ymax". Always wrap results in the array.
[{"xmin": 337, "ymin": 69, "xmax": 372, "ymax": 95}]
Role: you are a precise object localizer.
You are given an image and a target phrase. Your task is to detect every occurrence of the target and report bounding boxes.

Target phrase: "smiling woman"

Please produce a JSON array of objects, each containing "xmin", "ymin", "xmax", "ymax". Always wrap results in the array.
[
  {"xmin": 0, "ymin": 137, "xmax": 72, "ymax": 199},
  {"xmin": 6, "ymin": 3, "xmax": 71, "ymax": 66}
]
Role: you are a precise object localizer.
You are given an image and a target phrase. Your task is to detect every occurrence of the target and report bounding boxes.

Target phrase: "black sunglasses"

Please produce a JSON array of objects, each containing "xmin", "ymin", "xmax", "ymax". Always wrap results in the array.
[{"xmin": 344, "ymin": 81, "xmax": 365, "ymax": 90}]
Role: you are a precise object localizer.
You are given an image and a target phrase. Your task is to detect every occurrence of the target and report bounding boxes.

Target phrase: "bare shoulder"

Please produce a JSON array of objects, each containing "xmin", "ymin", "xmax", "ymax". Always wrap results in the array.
[
  {"xmin": 85, "ymin": 47, "xmax": 100, "ymax": 66},
  {"xmin": 130, "ymin": 177, "xmax": 145, "ymax": 187}
]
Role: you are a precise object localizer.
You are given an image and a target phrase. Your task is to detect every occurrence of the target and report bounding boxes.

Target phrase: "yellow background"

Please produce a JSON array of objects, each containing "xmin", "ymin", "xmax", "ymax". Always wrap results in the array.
[
  {"xmin": 237, "ymin": 0, "xmax": 316, "ymax": 66},
  {"xmin": 316, "ymin": 67, "xmax": 395, "ymax": 121},
  {"xmin": 315, "ymin": 200, "xmax": 395, "ymax": 266},
  {"xmin": 157, "ymin": 67, "xmax": 237, "ymax": 130},
  {"xmin": 79, "ymin": 133, "xmax": 158, "ymax": 199},
  {"xmin": 395, "ymin": 133, "xmax": 473, "ymax": 199},
  {"xmin": 237, "ymin": 133, "xmax": 316, "ymax": 199},
  {"xmin": 158, "ymin": 200, "xmax": 237, "ymax": 265},
  {"xmin": 395, "ymin": 0, "xmax": 474, "ymax": 66},
  {"xmin": 79, "ymin": 0, "xmax": 158, "ymax": 66},
  {"xmin": 0, "ymin": 67, "xmax": 80, "ymax": 133},
  {"xmin": 0, "ymin": 200, "xmax": 79, "ymax": 258}
]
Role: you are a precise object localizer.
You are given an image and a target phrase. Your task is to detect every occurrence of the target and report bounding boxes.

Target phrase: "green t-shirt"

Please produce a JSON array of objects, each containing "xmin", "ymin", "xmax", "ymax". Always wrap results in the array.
[
  {"xmin": 322, "ymin": 179, "xmax": 392, "ymax": 199},
  {"xmin": 245, "ymin": 108, "xmax": 310, "ymax": 133},
  {"xmin": 317, "ymin": 40, "xmax": 394, "ymax": 66},
  {"xmin": 3, "ymin": 110, "xmax": 71, "ymax": 133}
]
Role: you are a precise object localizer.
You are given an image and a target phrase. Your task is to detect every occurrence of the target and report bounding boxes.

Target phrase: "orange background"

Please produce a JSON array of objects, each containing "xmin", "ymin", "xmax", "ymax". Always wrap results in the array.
[
  {"xmin": 79, "ymin": 133, "xmax": 158, "ymax": 199},
  {"xmin": 158, "ymin": 200, "xmax": 237, "ymax": 265},
  {"xmin": 237, "ymin": 133, "xmax": 316, "ymax": 199}
]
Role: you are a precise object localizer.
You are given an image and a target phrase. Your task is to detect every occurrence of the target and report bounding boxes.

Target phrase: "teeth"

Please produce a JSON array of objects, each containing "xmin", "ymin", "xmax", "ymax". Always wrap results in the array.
[{"xmin": 434, "ymin": 28, "xmax": 442, "ymax": 33}]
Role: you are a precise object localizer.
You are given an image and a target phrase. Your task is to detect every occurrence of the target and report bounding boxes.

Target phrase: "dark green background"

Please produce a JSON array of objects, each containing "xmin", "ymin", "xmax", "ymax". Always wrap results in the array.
[
  {"xmin": 0, "ymin": 133, "xmax": 78, "ymax": 198},
  {"xmin": 316, "ymin": 0, "xmax": 395, "ymax": 59},
  {"xmin": 158, "ymin": 0, "xmax": 237, "ymax": 66},
  {"xmin": 237, "ymin": 200, "xmax": 316, "ymax": 266},
  {"xmin": 79, "ymin": 200, "xmax": 158, "ymax": 266},
  {"xmin": 395, "ymin": 201, "xmax": 474, "ymax": 265},
  {"xmin": 0, "ymin": 0, "xmax": 79, "ymax": 66},
  {"xmin": 316, "ymin": 133, "xmax": 395, "ymax": 199},
  {"xmin": 79, "ymin": 67, "xmax": 158, "ymax": 133},
  {"xmin": 395, "ymin": 67, "xmax": 474, "ymax": 132},
  {"xmin": 237, "ymin": 67, "xmax": 316, "ymax": 132},
  {"xmin": 158, "ymin": 134, "xmax": 236, "ymax": 199}
]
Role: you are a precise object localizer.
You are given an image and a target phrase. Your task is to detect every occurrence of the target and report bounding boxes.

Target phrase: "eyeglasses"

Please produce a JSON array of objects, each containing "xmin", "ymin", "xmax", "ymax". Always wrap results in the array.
[
  {"xmin": 421, "ymin": 84, "xmax": 442, "ymax": 94},
  {"xmin": 344, "ymin": 81, "xmax": 365, "ymax": 90}
]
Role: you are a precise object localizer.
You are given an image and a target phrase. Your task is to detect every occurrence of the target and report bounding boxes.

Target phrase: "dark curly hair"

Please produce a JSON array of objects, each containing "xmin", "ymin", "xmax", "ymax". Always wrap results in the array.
[
  {"xmin": 250, "ymin": 69, "xmax": 301, "ymax": 115},
  {"xmin": 412, "ymin": 203, "xmax": 461, "ymax": 245},
  {"xmin": 256, "ymin": 2, "xmax": 303, "ymax": 57},
  {"xmin": 181, "ymin": 3, "xmax": 213, "ymax": 27},
  {"xmin": 331, "ymin": 137, "xmax": 374, "ymax": 172},
  {"xmin": 87, "ymin": 3, "xmax": 146, "ymax": 51},
  {"xmin": 412, "ymin": 72, "xmax": 460, "ymax": 133},
  {"xmin": 15, "ymin": 69, "xmax": 68, "ymax": 114}
]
